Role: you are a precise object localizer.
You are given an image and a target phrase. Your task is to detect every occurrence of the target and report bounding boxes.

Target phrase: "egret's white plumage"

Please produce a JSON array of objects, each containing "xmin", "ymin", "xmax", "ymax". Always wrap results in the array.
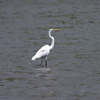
[
  {"xmin": 32, "ymin": 45, "xmax": 50, "ymax": 61},
  {"xmin": 32, "ymin": 29, "xmax": 60, "ymax": 67}
]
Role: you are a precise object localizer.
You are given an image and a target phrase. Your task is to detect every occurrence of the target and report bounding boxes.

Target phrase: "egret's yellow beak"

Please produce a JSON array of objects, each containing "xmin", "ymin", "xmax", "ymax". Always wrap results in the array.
[{"xmin": 53, "ymin": 29, "xmax": 61, "ymax": 31}]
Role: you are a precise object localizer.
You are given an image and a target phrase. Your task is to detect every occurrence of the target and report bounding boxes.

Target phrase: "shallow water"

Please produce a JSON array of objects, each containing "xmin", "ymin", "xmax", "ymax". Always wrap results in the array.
[{"xmin": 0, "ymin": 0, "xmax": 100, "ymax": 100}]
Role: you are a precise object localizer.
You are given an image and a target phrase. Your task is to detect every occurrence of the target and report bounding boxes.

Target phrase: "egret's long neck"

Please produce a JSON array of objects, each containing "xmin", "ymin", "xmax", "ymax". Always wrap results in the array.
[{"xmin": 49, "ymin": 30, "xmax": 55, "ymax": 50}]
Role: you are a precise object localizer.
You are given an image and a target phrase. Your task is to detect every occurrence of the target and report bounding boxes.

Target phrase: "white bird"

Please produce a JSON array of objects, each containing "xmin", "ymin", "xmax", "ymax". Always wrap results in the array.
[{"xmin": 32, "ymin": 29, "xmax": 60, "ymax": 67}]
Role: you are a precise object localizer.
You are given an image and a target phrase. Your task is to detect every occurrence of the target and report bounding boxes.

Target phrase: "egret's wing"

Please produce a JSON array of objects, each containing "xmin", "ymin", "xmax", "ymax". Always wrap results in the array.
[
  {"xmin": 32, "ymin": 45, "xmax": 50, "ymax": 60},
  {"xmin": 36, "ymin": 45, "xmax": 49, "ymax": 54}
]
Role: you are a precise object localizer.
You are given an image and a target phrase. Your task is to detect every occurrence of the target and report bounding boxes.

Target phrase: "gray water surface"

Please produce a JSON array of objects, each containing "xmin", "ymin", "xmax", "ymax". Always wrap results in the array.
[{"xmin": 0, "ymin": 0, "xmax": 100, "ymax": 100}]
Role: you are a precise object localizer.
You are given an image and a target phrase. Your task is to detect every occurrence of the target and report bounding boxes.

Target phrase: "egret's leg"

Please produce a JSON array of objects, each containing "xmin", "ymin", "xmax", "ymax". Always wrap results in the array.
[
  {"xmin": 41, "ymin": 57, "xmax": 43, "ymax": 67},
  {"xmin": 45, "ymin": 57, "xmax": 47, "ymax": 68}
]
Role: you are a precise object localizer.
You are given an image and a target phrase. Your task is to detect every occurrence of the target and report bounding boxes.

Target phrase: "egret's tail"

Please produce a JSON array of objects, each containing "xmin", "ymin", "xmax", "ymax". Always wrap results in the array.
[{"xmin": 32, "ymin": 56, "xmax": 37, "ymax": 61}]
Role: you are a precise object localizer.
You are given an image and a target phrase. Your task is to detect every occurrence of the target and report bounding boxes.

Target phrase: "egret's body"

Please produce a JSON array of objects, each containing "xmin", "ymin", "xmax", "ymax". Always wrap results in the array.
[{"xmin": 32, "ymin": 29, "xmax": 60, "ymax": 67}]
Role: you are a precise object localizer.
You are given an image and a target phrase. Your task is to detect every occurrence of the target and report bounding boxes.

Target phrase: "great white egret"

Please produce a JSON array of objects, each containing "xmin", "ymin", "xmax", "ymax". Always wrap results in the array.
[{"xmin": 32, "ymin": 29, "xmax": 60, "ymax": 67}]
